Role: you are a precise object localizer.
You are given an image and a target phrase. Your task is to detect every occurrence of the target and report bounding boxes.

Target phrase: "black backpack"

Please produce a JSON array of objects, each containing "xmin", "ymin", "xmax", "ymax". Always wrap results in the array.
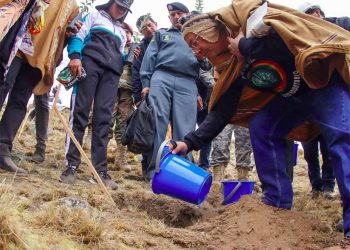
[{"xmin": 121, "ymin": 98, "xmax": 155, "ymax": 154}]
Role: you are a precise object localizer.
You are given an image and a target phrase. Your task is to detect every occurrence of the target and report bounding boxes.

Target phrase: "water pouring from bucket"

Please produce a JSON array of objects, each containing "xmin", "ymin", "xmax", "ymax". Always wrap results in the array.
[{"xmin": 151, "ymin": 140, "xmax": 212, "ymax": 205}]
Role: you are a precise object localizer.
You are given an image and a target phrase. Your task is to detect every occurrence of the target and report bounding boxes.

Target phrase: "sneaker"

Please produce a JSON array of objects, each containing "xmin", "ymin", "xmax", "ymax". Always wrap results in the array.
[
  {"xmin": 0, "ymin": 155, "xmax": 28, "ymax": 176},
  {"xmin": 59, "ymin": 166, "xmax": 77, "ymax": 184},
  {"xmin": 89, "ymin": 171, "xmax": 118, "ymax": 190},
  {"xmin": 323, "ymin": 189, "xmax": 336, "ymax": 200}
]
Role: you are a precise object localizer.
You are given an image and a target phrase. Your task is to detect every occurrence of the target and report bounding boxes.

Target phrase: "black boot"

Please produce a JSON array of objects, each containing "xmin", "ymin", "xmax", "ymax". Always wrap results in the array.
[
  {"xmin": 0, "ymin": 155, "xmax": 28, "ymax": 176},
  {"xmin": 31, "ymin": 147, "xmax": 45, "ymax": 163}
]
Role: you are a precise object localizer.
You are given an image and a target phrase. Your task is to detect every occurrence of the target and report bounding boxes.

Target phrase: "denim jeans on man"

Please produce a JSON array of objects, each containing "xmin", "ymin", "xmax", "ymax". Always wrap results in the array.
[{"xmin": 249, "ymin": 74, "xmax": 350, "ymax": 237}]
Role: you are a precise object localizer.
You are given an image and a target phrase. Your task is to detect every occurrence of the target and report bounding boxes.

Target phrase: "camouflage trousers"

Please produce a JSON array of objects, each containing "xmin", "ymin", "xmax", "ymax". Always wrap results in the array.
[
  {"xmin": 210, "ymin": 124, "xmax": 254, "ymax": 170},
  {"xmin": 109, "ymin": 88, "xmax": 134, "ymax": 144}
]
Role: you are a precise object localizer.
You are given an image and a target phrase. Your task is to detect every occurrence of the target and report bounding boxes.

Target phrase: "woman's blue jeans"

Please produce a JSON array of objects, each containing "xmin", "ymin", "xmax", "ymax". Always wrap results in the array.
[{"xmin": 249, "ymin": 78, "xmax": 350, "ymax": 236}]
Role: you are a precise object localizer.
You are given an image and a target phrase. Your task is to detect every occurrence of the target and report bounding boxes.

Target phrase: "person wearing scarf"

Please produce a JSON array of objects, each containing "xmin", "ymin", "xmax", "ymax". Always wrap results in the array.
[
  {"xmin": 0, "ymin": 0, "xmax": 78, "ymax": 176},
  {"xmin": 0, "ymin": 0, "xmax": 49, "ymax": 107},
  {"xmin": 169, "ymin": 0, "xmax": 350, "ymax": 246}
]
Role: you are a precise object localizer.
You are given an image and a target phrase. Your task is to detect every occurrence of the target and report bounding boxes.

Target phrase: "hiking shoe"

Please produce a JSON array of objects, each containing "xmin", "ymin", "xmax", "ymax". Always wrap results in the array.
[
  {"xmin": 30, "ymin": 149, "xmax": 45, "ymax": 163},
  {"xmin": 59, "ymin": 166, "xmax": 77, "ymax": 184},
  {"xmin": 0, "ymin": 155, "xmax": 28, "ymax": 176},
  {"xmin": 323, "ymin": 189, "xmax": 336, "ymax": 200},
  {"xmin": 114, "ymin": 145, "xmax": 135, "ymax": 173},
  {"xmin": 237, "ymin": 167, "xmax": 250, "ymax": 180},
  {"xmin": 89, "ymin": 171, "xmax": 118, "ymax": 190}
]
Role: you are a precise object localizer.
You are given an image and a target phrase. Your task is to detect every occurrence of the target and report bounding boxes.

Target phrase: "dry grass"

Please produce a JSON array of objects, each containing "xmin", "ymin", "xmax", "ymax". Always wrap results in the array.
[
  {"xmin": 34, "ymin": 205, "xmax": 104, "ymax": 246},
  {"xmin": 0, "ymin": 180, "xmax": 28, "ymax": 250}
]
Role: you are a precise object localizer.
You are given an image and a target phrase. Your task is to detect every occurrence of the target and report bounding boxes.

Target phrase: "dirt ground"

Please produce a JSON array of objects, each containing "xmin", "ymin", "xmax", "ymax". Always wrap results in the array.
[{"xmin": 0, "ymin": 109, "xmax": 344, "ymax": 249}]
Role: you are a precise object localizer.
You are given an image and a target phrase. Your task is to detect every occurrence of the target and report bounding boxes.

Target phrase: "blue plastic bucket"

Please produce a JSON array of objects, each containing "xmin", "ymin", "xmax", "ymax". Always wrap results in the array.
[
  {"xmin": 222, "ymin": 181, "xmax": 255, "ymax": 205},
  {"xmin": 152, "ymin": 141, "xmax": 212, "ymax": 205}
]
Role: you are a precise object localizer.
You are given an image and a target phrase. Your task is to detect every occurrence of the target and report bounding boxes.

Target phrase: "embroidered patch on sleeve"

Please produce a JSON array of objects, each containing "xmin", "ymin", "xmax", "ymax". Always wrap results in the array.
[{"xmin": 247, "ymin": 60, "xmax": 287, "ymax": 93}]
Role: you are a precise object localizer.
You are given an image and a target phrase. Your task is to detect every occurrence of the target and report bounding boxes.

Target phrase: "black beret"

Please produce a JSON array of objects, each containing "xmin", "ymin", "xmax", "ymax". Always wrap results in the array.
[{"xmin": 167, "ymin": 2, "xmax": 189, "ymax": 13}]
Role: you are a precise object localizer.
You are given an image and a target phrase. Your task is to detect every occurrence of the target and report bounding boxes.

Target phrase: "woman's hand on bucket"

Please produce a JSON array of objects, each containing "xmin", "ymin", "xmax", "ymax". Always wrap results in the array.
[{"xmin": 169, "ymin": 141, "xmax": 188, "ymax": 156}]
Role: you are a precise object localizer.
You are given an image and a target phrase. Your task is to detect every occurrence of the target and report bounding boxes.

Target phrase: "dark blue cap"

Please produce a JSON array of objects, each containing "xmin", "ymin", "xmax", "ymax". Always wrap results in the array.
[
  {"xmin": 96, "ymin": 0, "xmax": 133, "ymax": 14},
  {"xmin": 167, "ymin": 2, "xmax": 189, "ymax": 13},
  {"xmin": 115, "ymin": 0, "xmax": 133, "ymax": 13}
]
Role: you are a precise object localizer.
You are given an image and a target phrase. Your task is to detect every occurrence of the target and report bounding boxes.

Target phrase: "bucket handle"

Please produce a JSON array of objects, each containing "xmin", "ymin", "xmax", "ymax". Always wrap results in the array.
[
  {"xmin": 155, "ymin": 140, "xmax": 171, "ymax": 173},
  {"xmin": 221, "ymin": 181, "xmax": 242, "ymax": 205}
]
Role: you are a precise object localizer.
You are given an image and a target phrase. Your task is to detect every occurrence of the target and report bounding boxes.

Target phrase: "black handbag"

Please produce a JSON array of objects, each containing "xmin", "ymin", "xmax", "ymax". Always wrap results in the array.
[{"xmin": 121, "ymin": 97, "xmax": 155, "ymax": 154}]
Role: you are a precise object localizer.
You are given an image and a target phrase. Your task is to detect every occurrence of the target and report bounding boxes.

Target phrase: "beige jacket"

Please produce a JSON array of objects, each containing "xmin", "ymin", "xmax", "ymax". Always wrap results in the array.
[{"xmin": 22, "ymin": 0, "xmax": 78, "ymax": 94}]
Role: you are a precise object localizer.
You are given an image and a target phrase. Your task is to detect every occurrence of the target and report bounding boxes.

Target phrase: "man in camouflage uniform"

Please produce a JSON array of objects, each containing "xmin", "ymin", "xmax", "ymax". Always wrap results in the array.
[
  {"xmin": 109, "ymin": 22, "xmax": 135, "ymax": 172},
  {"xmin": 210, "ymin": 124, "xmax": 254, "ymax": 182}
]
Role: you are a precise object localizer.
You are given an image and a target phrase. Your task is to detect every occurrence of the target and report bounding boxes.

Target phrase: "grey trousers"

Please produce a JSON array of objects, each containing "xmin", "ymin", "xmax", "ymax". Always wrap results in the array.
[
  {"xmin": 146, "ymin": 70, "xmax": 197, "ymax": 171},
  {"xmin": 32, "ymin": 93, "xmax": 49, "ymax": 151}
]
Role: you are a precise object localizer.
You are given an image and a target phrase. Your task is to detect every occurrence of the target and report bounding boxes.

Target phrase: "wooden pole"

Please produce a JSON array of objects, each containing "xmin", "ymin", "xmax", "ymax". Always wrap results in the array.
[
  {"xmin": 48, "ymin": 84, "xmax": 62, "ymax": 123},
  {"xmin": 52, "ymin": 84, "xmax": 116, "ymax": 208},
  {"xmin": 52, "ymin": 84, "xmax": 61, "ymax": 108}
]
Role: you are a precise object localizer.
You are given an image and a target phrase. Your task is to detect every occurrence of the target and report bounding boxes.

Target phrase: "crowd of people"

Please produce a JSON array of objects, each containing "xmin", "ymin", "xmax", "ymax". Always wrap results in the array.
[{"xmin": 0, "ymin": 0, "xmax": 350, "ymax": 248}]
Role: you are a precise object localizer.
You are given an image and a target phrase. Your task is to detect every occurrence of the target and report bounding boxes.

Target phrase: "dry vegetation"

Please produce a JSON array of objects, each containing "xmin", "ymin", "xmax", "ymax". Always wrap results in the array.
[{"xmin": 0, "ymin": 108, "xmax": 344, "ymax": 249}]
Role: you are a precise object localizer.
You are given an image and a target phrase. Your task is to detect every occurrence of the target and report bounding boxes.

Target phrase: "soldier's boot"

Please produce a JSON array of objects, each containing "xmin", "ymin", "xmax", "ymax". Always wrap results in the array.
[
  {"xmin": 212, "ymin": 165, "xmax": 225, "ymax": 183},
  {"xmin": 83, "ymin": 126, "xmax": 92, "ymax": 150},
  {"xmin": 115, "ymin": 145, "xmax": 134, "ymax": 173},
  {"xmin": 237, "ymin": 167, "xmax": 250, "ymax": 180}
]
